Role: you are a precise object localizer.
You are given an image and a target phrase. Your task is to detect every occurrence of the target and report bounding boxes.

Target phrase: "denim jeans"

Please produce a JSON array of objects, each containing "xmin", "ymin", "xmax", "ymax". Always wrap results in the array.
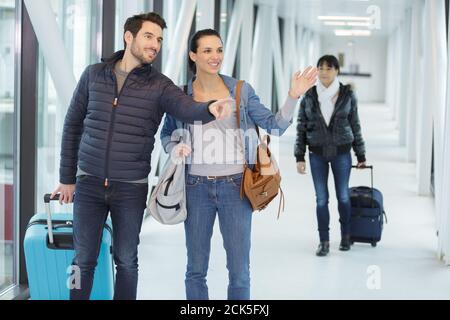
[
  {"xmin": 70, "ymin": 175, "xmax": 148, "ymax": 300},
  {"xmin": 185, "ymin": 173, "xmax": 253, "ymax": 300},
  {"xmin": 309, "ymin": 152, "xmax": 352, "ymax": 242}
]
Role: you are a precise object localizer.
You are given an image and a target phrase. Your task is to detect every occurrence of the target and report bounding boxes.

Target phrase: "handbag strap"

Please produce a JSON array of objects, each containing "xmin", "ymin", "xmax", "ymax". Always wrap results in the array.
[
  {"xmin": 235, "ymin": 80, "xmax": 262, "ymax": 140},
  {"xmin": 235, "ymin": 80, "xmax": 249, "ymax": 167},
  {"xmin": 235, "ymin": 80, "xmax": 267, "ymax": 162},
  {"xmin": 235, "ymin": 80, "xmax": 247, "ymax": 200},
  {"xmin": 235, "ymin": 80, "xmax": 284, "ymax": 218},
  {"xmin": 235, "ymin": 80, "xmax": 244, "ymax": 130},
  {"xmin": 235, "ymin": 80, "xmax": 276, "ymax": 144},
  {"xmin": 277, "ymin": 187, "xmax": 285, "ymax": 219}
]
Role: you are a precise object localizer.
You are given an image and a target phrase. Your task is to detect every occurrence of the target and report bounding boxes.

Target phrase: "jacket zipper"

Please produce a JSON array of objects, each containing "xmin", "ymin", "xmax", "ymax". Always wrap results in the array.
[
  {"xmin": 104, "ymin": 69, "xmax": 134, "ymax": 187},
  {"xmin": 328, "ymin": 89, "xmax": 350, "ymax": 129}
]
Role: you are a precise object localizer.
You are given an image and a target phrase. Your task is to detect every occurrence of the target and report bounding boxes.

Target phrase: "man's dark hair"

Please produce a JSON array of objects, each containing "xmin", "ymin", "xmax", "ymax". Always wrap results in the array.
[{"xmin": 123, "ymin": 12, "xmax": 167, "ymax": 48}]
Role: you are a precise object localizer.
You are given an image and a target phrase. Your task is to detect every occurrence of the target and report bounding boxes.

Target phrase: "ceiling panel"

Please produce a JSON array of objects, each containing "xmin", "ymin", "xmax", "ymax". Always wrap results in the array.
[{"xmin": 277, "ymin": 0, "xmax": 412, "ymax": 36}]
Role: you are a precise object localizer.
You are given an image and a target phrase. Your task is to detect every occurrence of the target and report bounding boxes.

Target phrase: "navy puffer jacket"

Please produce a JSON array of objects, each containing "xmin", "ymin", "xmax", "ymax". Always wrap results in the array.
[{"xmin": 60, "ymin": 51, "xmax": 215, "ymax": 184}]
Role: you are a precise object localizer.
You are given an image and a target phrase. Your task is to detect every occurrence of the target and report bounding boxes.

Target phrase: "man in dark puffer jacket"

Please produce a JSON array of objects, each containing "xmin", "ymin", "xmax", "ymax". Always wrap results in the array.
[{"xmin": 51, "ymin": 12, "xmax": 232, "ymax": 300}]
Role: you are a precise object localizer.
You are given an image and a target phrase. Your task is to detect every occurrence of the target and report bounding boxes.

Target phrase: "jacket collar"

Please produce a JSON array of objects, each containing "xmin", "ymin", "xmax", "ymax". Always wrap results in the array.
[
  {"xmin": 306, "ymin": 83, "xmax": 352, "ymax": 128},
  {"xmin": 102, "ymin": 50, "xmax": 153, "ymax": 76},
  {"xmin": 306, "ymin": 83, "xmax": 351, "ymax": 105}
]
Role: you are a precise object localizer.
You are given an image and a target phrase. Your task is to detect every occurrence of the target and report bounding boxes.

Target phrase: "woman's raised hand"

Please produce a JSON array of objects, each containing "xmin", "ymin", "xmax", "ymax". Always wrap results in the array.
[{"xmin": 289, "ymin": 66, "xmax": 319, "ymax": 99}]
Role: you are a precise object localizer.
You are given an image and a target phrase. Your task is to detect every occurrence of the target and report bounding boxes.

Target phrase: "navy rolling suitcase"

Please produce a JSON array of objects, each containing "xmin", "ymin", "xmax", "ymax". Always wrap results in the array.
[
  {"xmin": 24, "ymin": 194, "xmax": 115, "ymax": 300},
  {"xmin": 349, "ymin": 166, "xmax": 387, "ymax": 247}
]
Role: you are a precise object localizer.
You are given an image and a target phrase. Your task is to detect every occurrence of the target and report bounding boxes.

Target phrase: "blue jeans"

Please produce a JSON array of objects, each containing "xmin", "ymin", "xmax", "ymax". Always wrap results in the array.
[
  {"xmin": 309, "ymin": 152, "xmax": 352, "ymax": 242},
  {"xmin": 185, "ymin": 173, "xmax": 253, "ymax": 300},
  {"xmin": 70, "ymin": 175, "xmax": 148, "ymax": 300}
]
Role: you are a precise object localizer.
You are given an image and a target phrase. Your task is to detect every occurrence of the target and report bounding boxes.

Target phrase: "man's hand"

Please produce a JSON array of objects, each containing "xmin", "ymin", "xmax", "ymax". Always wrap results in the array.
[
  {"xmin": 356, "ymin": 162, "xmax": 367, "ymax": 169},
  {"xmin": 297, "ymin": 162, "xmax": 307, "ymax": 175},
  {"xmin": 51, "ymin": 184, "xmax": 76, "ymax": 204},
  {"xmin": 208, "ymin": 98, "xmax": 234, "ymax": 120},
  {"xmin": 289, "ymin": 66, "xmax": 319, "ymax": 99}
]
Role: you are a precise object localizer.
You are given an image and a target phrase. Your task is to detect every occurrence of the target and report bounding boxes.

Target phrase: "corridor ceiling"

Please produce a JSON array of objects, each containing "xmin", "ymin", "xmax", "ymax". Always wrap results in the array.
[{"xmin": 276, "ymin": 0, "xmax": 412, "ymax": 36}]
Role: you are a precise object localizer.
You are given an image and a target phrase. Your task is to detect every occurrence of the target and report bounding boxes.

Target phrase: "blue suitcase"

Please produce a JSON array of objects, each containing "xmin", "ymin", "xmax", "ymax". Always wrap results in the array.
[
  {"xmin": 349, "ymin": 166, "xmax": 387, "ymax": 247},
  {"xmin": 24, "ymin": 194, "xmax": 115, "ymax": 300}
]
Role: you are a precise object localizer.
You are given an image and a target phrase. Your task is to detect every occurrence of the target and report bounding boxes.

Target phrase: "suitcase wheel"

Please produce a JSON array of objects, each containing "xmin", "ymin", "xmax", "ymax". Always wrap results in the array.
[{"xmin": 371, "ymin": 242, "xmax": 377, "ymax": 247}]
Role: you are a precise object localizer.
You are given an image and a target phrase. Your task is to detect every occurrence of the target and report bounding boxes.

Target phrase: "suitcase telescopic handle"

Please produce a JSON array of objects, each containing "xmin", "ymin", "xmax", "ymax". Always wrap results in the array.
[
  {"xmin": 351, "ymin": 165, "xmax": 374, "ymax": 191},
  {"xmin": 44, "ymin": 194, "xmax": 55, "ymax": 244},
  {"xmin": 351, "ymin": 165, "xmax": 375, "ymax": 208},
  {"xmin": 43, "ymin": 194, "xmax": 75, "ymax": 244}
]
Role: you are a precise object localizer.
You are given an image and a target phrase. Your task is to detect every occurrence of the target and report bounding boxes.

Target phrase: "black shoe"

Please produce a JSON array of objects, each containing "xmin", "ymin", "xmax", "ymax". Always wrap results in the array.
[
  {"xmin": 339, "ymin": 235, "xmax": 351, "ymax": 251},
  {"xmin": 316, "ymin": 241, "xmax": 330, "ymax": 256}
]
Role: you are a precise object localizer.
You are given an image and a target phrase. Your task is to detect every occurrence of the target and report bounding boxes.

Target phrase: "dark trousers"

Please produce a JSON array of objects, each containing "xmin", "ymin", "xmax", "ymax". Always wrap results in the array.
[{"xmin": 70, "ymin": 175, "xmax": 148, "ymax": 300}]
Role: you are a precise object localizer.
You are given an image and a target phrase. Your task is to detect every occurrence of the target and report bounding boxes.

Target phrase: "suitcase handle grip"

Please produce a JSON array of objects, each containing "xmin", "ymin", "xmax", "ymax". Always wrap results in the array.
[
  {"xmin": 43, "ymin": 193, "xmax": 75, "ymax": 244},
  {"xmin": 351, "ymin": 165, "xmax": 373, "ymax": 169},
  {"xmin": 44, "ymin": 193, "xmax": 76, "ymax": 203},
  {"xmin": 44, "ymin": 194, "xmax": 58, "ymax": 203}
]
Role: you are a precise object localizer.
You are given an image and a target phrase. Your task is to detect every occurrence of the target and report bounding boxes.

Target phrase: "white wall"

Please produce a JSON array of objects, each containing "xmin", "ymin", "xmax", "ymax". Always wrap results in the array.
[{"xmin": 320, "ymin": 35, "xmax": 388, "ymax": 103}]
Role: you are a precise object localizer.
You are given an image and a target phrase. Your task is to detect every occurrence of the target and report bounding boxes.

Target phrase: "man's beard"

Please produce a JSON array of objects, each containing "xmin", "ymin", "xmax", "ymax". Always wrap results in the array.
[{"xmin": 130, "ymin": 42, "xmax": 154, "ymax": 65}]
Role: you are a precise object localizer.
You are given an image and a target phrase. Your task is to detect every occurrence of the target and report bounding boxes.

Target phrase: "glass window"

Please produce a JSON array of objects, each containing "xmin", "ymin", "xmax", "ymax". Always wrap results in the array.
[
  {"xmin": 115, "ymin": 0, "xmax": 154, "ymax": 52},
  {"xmin": 217, "ymin": 0, "xmax": 237, "ymax": 78},
  {"xmin": 36, "ymin": 0, "xmax": 101, "ymax": 214},
  {"xmin": 219, "ymin": 0, "xmax": 234, "ymax": 49},
  {"xmin": 0, "ymin": 0, "xmax": 16, "ymax": 294}
]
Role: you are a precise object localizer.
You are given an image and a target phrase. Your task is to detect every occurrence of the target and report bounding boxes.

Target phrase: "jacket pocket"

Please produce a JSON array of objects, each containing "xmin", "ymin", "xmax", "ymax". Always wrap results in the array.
[{"xmin": 334, "ymin": 129, "xmax": 353, "ymax": 144}]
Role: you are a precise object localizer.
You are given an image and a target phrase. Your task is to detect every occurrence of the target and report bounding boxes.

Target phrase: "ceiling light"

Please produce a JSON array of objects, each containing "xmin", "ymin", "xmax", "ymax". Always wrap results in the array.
[
  {"xmin": 347, "ymin": 21, "xmax": 371, "ymax": 27},
  {"xmin": 323, "ymin": 21, "xmax": 371, "ymax": 27},
  {"xmin": 334, "ymin": 29, "xmax": 372, "ymax": 36},
  {"xmin": 318, "ymin": 16, "xmax": 371, "ymax": 21},
  {"xmin": 323, "ymin": 21, "xmax": 347, "ymax": 26}
]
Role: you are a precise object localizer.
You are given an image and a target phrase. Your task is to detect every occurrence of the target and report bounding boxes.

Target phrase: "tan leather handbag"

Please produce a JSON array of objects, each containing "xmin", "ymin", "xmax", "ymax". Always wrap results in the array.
[{"xmin": 235, "ymin": 80, "xmax": 285, "ymax": 219}]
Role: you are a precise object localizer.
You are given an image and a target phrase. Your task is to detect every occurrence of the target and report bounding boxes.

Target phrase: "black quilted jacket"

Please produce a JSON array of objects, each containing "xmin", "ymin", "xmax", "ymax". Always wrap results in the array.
[{"xmin": 295, "ymin": 83, "xmax": 366, "ymax": 163}]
